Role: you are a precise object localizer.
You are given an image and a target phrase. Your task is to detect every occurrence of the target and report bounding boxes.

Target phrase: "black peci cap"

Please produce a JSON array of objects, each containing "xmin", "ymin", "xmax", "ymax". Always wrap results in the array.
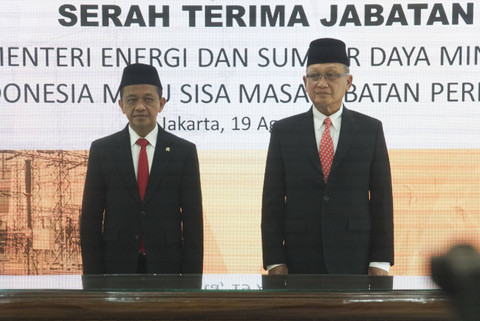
[
  {"xmin": 307, "ymin": 38, "xmax": 349, "ymax": 67},
  {"xmin": 118, "ymin": 63, "xmax": 162, "ymax": 91}
]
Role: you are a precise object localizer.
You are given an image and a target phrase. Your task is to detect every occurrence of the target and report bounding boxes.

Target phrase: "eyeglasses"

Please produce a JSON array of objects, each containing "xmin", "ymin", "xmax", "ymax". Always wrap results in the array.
[{"xmin": 305, "ymin": 72, "xmax": 349, "ymax": 82}]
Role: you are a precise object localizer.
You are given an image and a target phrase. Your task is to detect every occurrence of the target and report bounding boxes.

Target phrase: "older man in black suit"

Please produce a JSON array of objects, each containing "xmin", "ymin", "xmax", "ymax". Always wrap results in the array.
[
  {"xmin": 81, "ymin": 63, "xmax": 203, "ymax": 274},
  {"xmin": 262, "ymin": 38, "xmax": 394, "ymax": 275}
]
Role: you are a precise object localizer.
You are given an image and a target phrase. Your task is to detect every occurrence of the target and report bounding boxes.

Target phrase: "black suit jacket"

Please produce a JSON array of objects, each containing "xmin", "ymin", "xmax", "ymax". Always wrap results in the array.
[
  {"xmin": 262, "ymin": 107, "xmax": 394, "ymax": 274},
  {"xmin": 81, "ymin": 124, "xmax": 203, "ymax": 274}
]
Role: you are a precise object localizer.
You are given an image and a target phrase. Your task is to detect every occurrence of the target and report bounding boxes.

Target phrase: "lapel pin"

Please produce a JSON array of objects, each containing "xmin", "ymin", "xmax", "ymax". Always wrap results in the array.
[{"xmin": 165, "ymin": 147, "xmax": 170, "ymax": 152}]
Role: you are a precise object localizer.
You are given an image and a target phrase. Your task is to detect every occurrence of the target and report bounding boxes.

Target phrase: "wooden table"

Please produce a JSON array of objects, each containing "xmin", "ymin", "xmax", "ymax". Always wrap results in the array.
[{"xmin": 0, "ymin": 275, "xmax": 454, "ymax": 321}]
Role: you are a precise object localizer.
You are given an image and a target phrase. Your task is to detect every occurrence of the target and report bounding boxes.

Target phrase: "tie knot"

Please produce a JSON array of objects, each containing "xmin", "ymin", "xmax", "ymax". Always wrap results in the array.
[
  {"xmin": 136, "ymin": 138, "xmax": 149, "ymax": 147},
  {"xmin": 324, "ymin": 117, "xmax": 332, "ymax": 126}
]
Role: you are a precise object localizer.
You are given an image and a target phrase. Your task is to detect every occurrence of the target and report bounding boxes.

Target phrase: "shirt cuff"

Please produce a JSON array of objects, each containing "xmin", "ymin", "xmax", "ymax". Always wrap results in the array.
[
  {"xmin": 369, "ymin": 262, "xmax": 390, "ymax": 272},
  {"xmin": 267, "ymin": 264, "xmax": 286, "ymax": 271}
]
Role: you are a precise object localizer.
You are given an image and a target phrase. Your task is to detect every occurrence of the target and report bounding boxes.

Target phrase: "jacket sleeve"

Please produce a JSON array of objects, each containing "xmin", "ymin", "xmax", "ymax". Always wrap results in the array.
[
  {"xmin": 261, "ymin": 125, "xmax": 287, "ymax": 269},
  {"xmin": 179, "ymin": 144, "xmax": 204, "ymax": 274},
  {"xmin": 369, "ymin": 122, "xmax": 394, "ymax": 265},
  {"xmin": 80, "ymin": 142, "xmax": 106, "ymax": 274}
]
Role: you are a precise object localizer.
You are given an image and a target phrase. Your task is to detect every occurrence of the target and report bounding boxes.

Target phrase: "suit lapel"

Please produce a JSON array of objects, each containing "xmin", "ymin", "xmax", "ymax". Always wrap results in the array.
[
  {"xmin": 113, "ymin": 126, "xmax": 142, "ymax": 204},
  {"xmin": 143, "ymin": 125, "xmax": 173, "ymax": 205},
  {"xmin": 331, "ymin": 106, "xmax": 357, "ymax": 173},
  {"xmin": 299, "ymin": 108, "xmax": 323, "ymax": 175}
]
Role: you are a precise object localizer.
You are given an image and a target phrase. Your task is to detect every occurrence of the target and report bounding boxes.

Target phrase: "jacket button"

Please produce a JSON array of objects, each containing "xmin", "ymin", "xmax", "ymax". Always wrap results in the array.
[
  {"xmin": 140, "ymin": 210, "xmax": 146, "ymax": 216},
  {"xmin": 135, "ymin": 234, "xmax": 141, "ymax": 240},
  {"xmin": 323, "ymin": 195, "xmax": 330, "ymax": 201},
  {"xmin": 316, "ymin": 178, "xmax": 323, "ymax": 184}
]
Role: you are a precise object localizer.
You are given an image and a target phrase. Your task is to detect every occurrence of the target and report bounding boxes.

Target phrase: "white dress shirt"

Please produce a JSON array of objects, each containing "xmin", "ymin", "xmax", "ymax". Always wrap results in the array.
[
  {"xmin": 312, "ymin": 105, "xmax": 342, "ymax": 153},
  {"xmin": 128, "ymin": 124, "xmax": 158, "ymax": 179}
]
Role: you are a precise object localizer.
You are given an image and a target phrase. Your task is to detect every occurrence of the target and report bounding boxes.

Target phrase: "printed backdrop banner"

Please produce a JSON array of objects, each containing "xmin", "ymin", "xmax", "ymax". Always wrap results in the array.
[
  {"xmin": 0, "ymin": 0, "xmax": 479, "ymax": 275},
  {"xmin": 1, "ymin": 0, "xmax": 479, "ymax": 149}
]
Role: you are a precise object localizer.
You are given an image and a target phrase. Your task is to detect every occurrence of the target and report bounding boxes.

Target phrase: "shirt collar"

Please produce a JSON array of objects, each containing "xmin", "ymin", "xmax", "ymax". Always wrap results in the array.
[
  {"xmin": 312, "ymin": 105, "xmax": 343, "ymax": 129},
  {"xmin": 128, "ymin": 124, "xmax": 158, "ymax": 148}
]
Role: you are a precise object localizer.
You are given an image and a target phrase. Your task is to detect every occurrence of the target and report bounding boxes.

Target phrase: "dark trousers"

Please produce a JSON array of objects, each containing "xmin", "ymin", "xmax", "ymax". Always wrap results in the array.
[{"xmin": 137, "ymin": 253, "xmax": 147, "ymax": 274}]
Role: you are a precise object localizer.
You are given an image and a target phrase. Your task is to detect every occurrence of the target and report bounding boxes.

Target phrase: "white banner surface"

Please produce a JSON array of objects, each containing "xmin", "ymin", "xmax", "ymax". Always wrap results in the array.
[{"xmin": 0, "ymin": 0, "xmax": 479, "ymax": 150}]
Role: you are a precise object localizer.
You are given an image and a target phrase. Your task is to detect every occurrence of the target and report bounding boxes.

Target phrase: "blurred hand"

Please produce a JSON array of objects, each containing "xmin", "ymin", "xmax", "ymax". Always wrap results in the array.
[{"xmin": 368, "ymin": 267, "xmax": 389, "ymax": 276}]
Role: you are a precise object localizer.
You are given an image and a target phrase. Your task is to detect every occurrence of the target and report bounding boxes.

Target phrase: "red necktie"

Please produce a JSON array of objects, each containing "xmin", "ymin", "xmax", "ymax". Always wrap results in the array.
[
  {"xmin": 136, "ymin": 138, "xmax": 149, "ymax": 201},
  {"xmin": 319, "ymin": 118, "xmax": 334, "ymax": 182},
  {"xmin": 136, "ymin": 138, "xmax": 149, "ymax": 254}
]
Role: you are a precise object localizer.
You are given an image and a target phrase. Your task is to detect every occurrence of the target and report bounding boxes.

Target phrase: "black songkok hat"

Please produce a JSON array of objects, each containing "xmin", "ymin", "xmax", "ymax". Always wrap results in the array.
[
  {"xmin": 118, "ymin": 63, "xmax": 162, "ymax": 91},
  {"xmin": 307, "ymin": 38, "xmax": 350, "ymax": 67}
]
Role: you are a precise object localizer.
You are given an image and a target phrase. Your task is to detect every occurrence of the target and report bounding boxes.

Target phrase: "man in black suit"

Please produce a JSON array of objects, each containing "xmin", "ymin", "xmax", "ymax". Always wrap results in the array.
[
  {"xmin": 81, "ymin": 63, "xmax": 203, "ymax": 274},
  {"xmin": 262, "ymin": 38, "xmax": 393, "ymax": 275}
]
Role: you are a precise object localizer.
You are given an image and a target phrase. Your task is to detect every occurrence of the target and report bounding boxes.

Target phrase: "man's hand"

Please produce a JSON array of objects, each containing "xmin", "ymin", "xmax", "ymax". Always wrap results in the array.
[
  {"xmin": 268, "ymin": 264, "xmax": 288, "ymax": 275},
  {"xmin": 368, "ymin": 266, "xmax": 389, "ymax": 276}
]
